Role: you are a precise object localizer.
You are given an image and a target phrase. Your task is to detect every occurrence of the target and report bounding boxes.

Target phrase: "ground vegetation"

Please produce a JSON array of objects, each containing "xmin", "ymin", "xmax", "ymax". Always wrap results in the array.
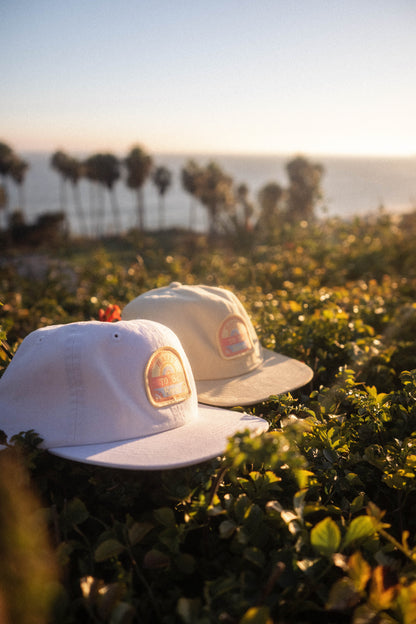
[{"xmin": 1, "ymin": 200, "xmax": 416, "ymax": 624}]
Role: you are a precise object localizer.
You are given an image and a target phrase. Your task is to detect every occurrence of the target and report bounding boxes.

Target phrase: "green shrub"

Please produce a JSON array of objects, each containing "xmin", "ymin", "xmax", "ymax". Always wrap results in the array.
[{"xmin": 1, "ymin": 214, "xmax": 416, "ymax": 623}]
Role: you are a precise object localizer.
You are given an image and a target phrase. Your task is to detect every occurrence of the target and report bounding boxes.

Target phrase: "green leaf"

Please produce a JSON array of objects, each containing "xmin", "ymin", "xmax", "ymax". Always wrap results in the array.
[
  {"xmin": 94, "ymin": 581, "xmax": 124, "ymax": 618},
  {"xmin": 348, "ymin": 603, "xmax": 379, "ymax": 622},
  {"xmin": 154, "ymin": 507, "xmax": 176, "ymax": 527},
  {"xmin": 234, "ymin": 493, "xmax": 251, "ymax": 523},
  {"xmin": 127, "ymin": 521, "xmax": 153, "ymax": 546},
  {"xmin": 143, "ymin": 549, "xmax": 170, "ymax": 570},
  {"xmin": 350, "ymin": 494, "xmax": 366, "ymax": 515},
  {"xmin": 293, "ymin": 488, "xmax": 307, "ymax": 519},
  {"xmin": 64, "ymin": 497, "xmax": 89, "ymax": 526},
  {"xmin": 310, "ymin": 517, "xmax": 341, "ymax": 557},
  {"xmin": 219, "ymin": 519, "xmax": 237, "ymax": 539},
  {"xmin": 243, "ymin": 546, "xmax": 266, "ymax": 567},
  {"xmin": 325, "ymin": 577, "xmax": 361, "ymax": 611},
  {"xmin": 176, "ymin": 597, "xmax": 201, "ymax": 624},
  {"xmin": 343, "ymin": 516, "xmax": 376, "ymax": 549},
  {"xmin": 94, "ymin": 538, "xmax": 125, "ymax": 562},
  {"xmin": 175, "ymin": 553, "xmax": 196, "ymax": 574},
  {"xmin": 55, "ymin": 541, "xmax": 73, "ymax": 567},
  {"xmin": 109, "ymin": 602, "xmax": 136, "ymax": 624}
]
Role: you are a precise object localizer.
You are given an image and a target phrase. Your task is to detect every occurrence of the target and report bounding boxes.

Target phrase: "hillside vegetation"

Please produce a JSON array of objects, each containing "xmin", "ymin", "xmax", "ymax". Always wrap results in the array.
[{"xmin": 1, "ymin": 211, "xmax": 416, "ymax": 624}]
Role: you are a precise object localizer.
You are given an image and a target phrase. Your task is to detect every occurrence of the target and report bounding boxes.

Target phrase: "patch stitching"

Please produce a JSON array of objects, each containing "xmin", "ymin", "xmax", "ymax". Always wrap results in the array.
[
  {"xmin": 217, "ymin": 314, "xmax": 254, "ymax": 360},
  {"xmin": 145, "ymin": 347, "xmax": 191, "ymax": 407}
]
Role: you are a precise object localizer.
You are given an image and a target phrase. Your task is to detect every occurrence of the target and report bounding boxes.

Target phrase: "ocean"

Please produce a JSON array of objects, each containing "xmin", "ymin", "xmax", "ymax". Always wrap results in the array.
[{"xmin": 3, "ymin": 152, "xmax": 416, "ymax": 235}]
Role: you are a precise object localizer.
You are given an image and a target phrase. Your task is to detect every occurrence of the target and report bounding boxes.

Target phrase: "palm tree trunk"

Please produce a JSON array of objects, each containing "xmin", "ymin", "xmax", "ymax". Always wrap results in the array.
[
  {"xmin": 97, "ymin": 185, "xmax": 106, "ymax": 237},
  {"xmin": 1, "ymin": 176, "xmax": 10, "ymax": 231},
  {"xmin": 137, "ymin": 188, "xmax": 145, "ymax": 232},
  {"xmin": 88, "ymin": 181, "xmax": 96, "ymax": 237},
  {"xmin": 208, "ymin": 203, "xmax": 219, "ymax": 238},
  {"xmin": 158, "ymin": 196, "xmax": 164, "ymax": 230},
  {"xmin": 109, "ymin": 189, "xmax": 121, "ymax": 234},
  {"xmin": 189, "ymin": 198, "xmax": 195, "ymax": 231},
  {"xmin": 71, "ymin": 183, "xmax": 87, "ymax": 236},
  {"xmin": 59, "ymin": 178, "xmax": 68, "ymax": 213},
  {"xmin": 17, "ymin": 182, "xmax": 26, "ymax": 220}
]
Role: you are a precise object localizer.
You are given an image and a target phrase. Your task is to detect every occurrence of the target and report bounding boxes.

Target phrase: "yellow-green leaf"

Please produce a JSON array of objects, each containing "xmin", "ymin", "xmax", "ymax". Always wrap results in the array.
[
  {"xmin": 240, "ymin": 606, "xmax": 272, "ymax": 624},
  {"xmin": 343, "ymin": 516, "xmax": 376, "ymax": 549},
  {"xmin": 311, "ymin": 517, "xmax": 341, "ymax": 557}
]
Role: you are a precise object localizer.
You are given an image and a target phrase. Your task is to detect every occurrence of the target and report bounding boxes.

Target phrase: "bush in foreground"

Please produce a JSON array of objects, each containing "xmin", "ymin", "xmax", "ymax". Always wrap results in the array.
[{"xmin": 1, "ymin": 213, "xmax": 416, "ymax": 623}]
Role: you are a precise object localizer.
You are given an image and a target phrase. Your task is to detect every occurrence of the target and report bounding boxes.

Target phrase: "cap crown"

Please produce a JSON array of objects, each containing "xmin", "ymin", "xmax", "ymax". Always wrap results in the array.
[
  {"xmin": 0, "ymin": 320, "xmax": 197, "ymax": 448},
  {"xmin": 122, "ymin": 283, "xmax": 263, "ymax": 381}
]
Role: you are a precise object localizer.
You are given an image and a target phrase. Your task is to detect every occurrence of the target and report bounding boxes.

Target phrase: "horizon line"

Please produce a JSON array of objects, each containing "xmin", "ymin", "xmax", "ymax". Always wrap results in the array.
[{"xmin": 16, "ymin": 147, "xmax": 416, "ymax": 161}]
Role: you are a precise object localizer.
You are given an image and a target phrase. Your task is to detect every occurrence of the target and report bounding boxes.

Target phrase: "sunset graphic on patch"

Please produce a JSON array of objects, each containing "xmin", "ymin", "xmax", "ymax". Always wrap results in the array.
[
  {"xmin": 145, "ymin": 347, "xmax": 191, "ymax": 407},
  {"xmin": 218, "ymin": 315, "xmax": 253, "ymax": 359}
]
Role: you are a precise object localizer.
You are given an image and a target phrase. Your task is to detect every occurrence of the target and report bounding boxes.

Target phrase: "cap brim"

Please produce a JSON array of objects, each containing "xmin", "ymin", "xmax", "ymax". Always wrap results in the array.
[
  {"xmin": 49, "ymin": 405, "xmax": 268, "ymax": 470},
  {"xmin": 196, "ymin": 348, "xmax": 313, "ymax": 407}
]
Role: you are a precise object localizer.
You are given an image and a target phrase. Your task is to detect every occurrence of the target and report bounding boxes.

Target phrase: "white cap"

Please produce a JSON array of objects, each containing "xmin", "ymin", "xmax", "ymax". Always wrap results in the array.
[
  {"xmin": 122, "ymin": 283, "xmax": 313, "ymax": 407},
  {"xmin": 0, "ymin": 320, "xmax": 268, "ymax": 469}
]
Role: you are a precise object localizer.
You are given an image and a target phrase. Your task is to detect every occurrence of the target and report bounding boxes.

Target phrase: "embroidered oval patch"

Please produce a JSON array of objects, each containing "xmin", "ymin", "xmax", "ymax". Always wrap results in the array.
[
  {"xmin": 218, "ymin": 314, "xmax": 253, "ymax": 359},
  {"xmin": 145, "ymin": 347, "xmax": 191, "ymax": 407}
]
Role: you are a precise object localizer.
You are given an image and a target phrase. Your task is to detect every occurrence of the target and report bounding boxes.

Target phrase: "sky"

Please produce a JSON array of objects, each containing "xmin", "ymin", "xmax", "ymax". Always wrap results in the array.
[{"xmin": 1, "ymin": 0, "xmax": 416, "ymax": 157}]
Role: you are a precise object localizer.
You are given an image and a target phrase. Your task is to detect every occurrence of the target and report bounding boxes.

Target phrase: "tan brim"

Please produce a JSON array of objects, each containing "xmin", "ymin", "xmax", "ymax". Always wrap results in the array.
[{"xmin": 196, "ymin": 348, "xmax": 313, "ymax": 407}]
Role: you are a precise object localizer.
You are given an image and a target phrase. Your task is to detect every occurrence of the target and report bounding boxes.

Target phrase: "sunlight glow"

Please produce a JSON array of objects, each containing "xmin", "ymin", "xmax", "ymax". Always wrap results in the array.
[{"xmin": 1, "ymin": 1, "xmax": 416, "ymax": 158}]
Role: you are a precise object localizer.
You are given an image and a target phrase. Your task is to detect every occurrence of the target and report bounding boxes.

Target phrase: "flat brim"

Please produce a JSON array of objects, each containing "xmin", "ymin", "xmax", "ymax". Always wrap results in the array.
[
  {"xmin": 196, "ymin": 348, "xmax": 313, "ymax": 407},
  {"xmin": 49, "ymin": 405, "xmax": 269, "ymax": 470}
]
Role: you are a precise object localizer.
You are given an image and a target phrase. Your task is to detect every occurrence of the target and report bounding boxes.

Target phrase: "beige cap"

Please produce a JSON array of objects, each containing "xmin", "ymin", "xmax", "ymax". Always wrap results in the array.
[{"xmin": 122, "ymin": 283, "xmax": 313, "ymax": 407}]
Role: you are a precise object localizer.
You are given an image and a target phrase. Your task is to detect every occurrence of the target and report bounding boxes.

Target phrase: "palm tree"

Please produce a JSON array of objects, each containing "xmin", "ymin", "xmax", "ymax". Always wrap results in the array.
[
  {"xmin": 67, "ymin": 156, "xmax": 87, "ymax": 234},
  {"xmin": 152, "ymin": 165, "xmax": 172, "ymax": 229},
  {"xmin": 95, "ymin": 153, "xmax": 121, "ymax": 234},
  {"xmin": 197, "ymin": 161, "xmax": 235, "ymax": 237},
  {"xmin": 51, "ymin": 151, "xmax": 87, "ymax": 235},
  {"xmin": 84, "ymin": 154, "xmax": 103, "ymax": 236},
  {"xmin": 181, "ymin": 159, "xmax": 203, "ymax": 231},
  {"xmin": 0, "ymin": 142, "xmax": 14, "ymax": 229},
  {"xmin": 124, "ymin": 145, "xmax": 153, "ymax": 232},
  {"xmin": 257, "ymin": 182, "xmax": 284, "ymax": 232},
  {"xmin": 286, "ymin": 156, "xmax": 324, "ymax": 221},
  {"xmin": 9, "ymin": 156, "xmax": 28, "ymax": 217},
  {"xmin": 50, "ymin": 150, "xmax": 69, "ymax": 213},
  {"xmin": 0, "ymin": 185, "xmax": 7, "ymax": 219},
  {"xmin": 236, "ymin": 183, "xmax": 254, "ymax": 231},
  {"xmin": 0, "ymin": 142, "xmax": 14, "ymax": 179}
]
